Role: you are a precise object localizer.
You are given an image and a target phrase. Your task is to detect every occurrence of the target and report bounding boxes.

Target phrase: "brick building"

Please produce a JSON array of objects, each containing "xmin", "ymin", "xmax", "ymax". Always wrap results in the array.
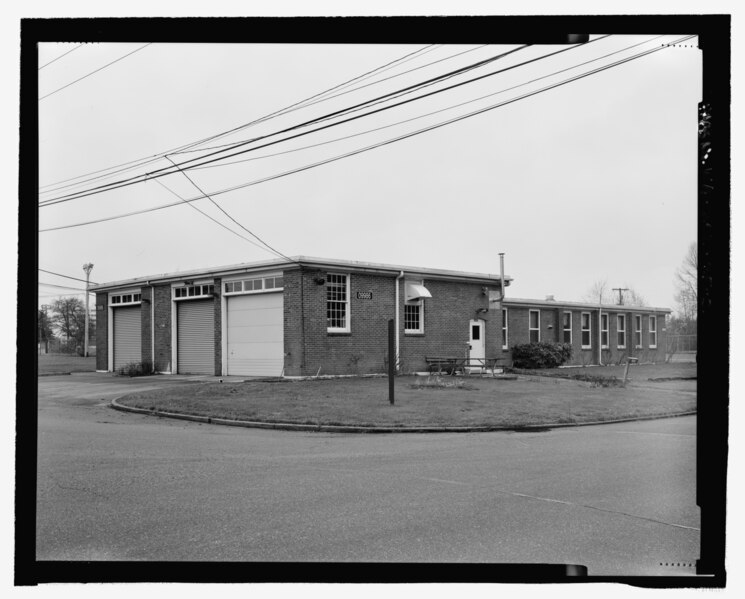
[{"xmin": 93, "ymin": 256, "xmax": 670, "ymax": 376}]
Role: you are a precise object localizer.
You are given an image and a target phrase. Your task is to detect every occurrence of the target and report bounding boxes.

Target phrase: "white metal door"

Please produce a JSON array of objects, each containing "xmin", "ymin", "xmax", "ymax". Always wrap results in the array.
[
  {"xmin": 469, "ymin": 319, "xmax": 486, "ymax": 368},
  {"xmin": 113, "ymin": 306, "xmax": 141, "ymax": 370},
  {"xmin": 177, "ymin": 299, "xmax": 215, "ymax": 375},
  {"xmin": 227, "ymin": 293, "xmax": 284, "ymax": 376}
]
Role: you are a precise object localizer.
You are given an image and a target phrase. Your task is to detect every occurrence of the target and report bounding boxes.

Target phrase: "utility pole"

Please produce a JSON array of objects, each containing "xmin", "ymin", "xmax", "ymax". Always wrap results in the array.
[
  {"xmin": 612, "ymin": 287, "xmax": 629, "ymax": 306},
  {"xmin": 83, "ymin": 263, "xmax": 94, "ymax": 357},
  {"xmin": 40, "ymin": 304, "xmax": 51, "ymax": 354}
]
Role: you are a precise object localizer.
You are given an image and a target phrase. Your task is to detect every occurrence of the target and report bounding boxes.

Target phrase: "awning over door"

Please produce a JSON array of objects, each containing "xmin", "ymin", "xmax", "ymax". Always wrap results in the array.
[{"xmin": 177, "ymin": 299, "xmax": 215, "ymax": 375}]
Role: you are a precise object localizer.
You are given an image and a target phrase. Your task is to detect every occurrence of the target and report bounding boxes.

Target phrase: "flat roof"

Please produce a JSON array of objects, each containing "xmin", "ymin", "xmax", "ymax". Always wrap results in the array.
[
  {"xmin": 503, "ymin": 297, "xmax": 671, "ymax": 313},
  {"xmin": 91, "ymin": 255, "xmax": 514, "ymax": 291}
]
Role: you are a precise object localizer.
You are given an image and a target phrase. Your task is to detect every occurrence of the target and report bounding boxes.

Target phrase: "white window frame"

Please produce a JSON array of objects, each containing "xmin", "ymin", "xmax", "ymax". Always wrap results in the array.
[
  {"xmin": 529, "ymin": 309, "xmax": 540, "ymax": 343},
  {"xmin": 109, "ymin": 290, "xmax": 142, "ymax": 306},
  {"xmin": 617, "ymin": 314, "xmax": 626, "ymax": 349},
  {"xmin": 581, "ymin": 312, "xmax": 592, "ymax": 349},
  {"xmin": 634, "ymin": 314, "xmax": 643, "ymax": 348},
  {"xmin": 223, "ymin": 272, "xmax": 284, "ymax": 296},
  {"xmin": 562, "ymin": 311, "xmax": 572, "ymax": 345},
  {"xmin": 502, "ymin": 308, "xmax": 509, "ymax": 349},
  {"xmin": 600, "ymin": 313, "xmax": 609, "ymax": 349},
  {"xmin": 404, "ymin": 279, "xmax": 424, "ymax": 334},
  {"xmin": 326, "ymin": 273, "xmax": 350, "ymax": 333},
  {"xmin": 173, "ymin": 281, "xmax": 215, "ymax": 300},
  {"xmin": 649, "ymin": 315, "xmax": 658, "ymax": 349}
]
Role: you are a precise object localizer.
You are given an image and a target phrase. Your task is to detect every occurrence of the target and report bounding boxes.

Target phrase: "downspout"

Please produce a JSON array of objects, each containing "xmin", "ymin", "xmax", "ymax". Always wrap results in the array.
[
  {"xmin": 148, "ymin": 281, "xmax": 155, "ymax": 371},
  {"xmin": 598, "ymin": 304, "xmax": 603, "ymax": 366},
  {"xmin": 395, "ymin": 271, "xmax": 404, "ymax": 372}
]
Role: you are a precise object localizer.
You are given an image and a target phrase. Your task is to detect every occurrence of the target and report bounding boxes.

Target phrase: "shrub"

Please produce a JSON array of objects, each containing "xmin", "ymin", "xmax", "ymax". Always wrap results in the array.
[
  {"xmin": 117, "ymin": 360, "xmax": 155, "ymax": 377},
  {"xmin": 511, "ymin": 342, "xmax": 573, "ymax": 369}
]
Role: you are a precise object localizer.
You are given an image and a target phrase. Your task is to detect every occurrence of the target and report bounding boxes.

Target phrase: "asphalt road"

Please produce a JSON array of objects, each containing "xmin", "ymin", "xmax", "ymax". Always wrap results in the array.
[{"xmin": 35, "ymin": 373, "xmax": 699, "ymax": 576}]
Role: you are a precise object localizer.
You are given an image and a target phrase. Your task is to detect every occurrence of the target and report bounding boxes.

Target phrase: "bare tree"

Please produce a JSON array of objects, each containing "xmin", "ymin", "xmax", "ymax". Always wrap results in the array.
[
  {"xmin": 582, "ymin": 280, "xmax": 610, "ymax": 304},
  {"xmin": 51, "ymin": 297, "xmax": 87, "ymax": 348},
  {"xmin": 673, "ymin": 242, "xmax": 698, "ymax": 335},
  {"xmin": 622, "ymin": 286, "xmax": 647, "ymax": 307}
]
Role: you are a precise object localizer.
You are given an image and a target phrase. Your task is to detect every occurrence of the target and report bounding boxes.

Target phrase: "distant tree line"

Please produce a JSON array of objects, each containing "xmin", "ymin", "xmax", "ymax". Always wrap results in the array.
[{"xmin": 38, "ymin": 296, "xmax": 95, "ymax": 354}]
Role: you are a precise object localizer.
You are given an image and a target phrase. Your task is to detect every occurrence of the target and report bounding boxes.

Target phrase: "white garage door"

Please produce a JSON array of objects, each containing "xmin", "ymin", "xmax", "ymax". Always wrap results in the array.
[
  {"xmin": 177, "ymin": 299, "xmax": 215, "ymax": 375},
  {"xmin": 227, "ymin": 292, "xmax": 284, "ymax": 376},
  {"xmin": 113, "ymin": 306, "xmax": 141, "ymax": 370}
]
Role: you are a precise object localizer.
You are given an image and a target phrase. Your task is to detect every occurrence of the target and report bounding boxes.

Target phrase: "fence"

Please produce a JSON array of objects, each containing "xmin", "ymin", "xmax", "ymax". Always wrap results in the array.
[{"xmin": 666, "ymin": 335, "xmax": 697, "ymax": 354}]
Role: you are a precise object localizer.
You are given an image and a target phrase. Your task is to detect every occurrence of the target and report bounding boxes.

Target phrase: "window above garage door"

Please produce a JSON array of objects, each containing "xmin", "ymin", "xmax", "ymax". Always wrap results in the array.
[
  {"xmin": 224, "ymin": 273, "xmax": 283, "ymax": 295},
  {"xmin": 109, "ymin": 290, "xmax": 141, "ymax": 305}
]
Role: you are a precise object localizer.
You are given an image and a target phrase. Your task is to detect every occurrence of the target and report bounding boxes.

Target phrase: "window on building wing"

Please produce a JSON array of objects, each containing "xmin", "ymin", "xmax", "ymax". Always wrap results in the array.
[
  {"xmin": 502, "ymin": 308, "xmax": 508, "ymax": 349},
  {"xmin": 562, "ymin": 311, "xmax": 572, "ymax": 344},
  {"xmin": 617, "ymin": 314, "xmax": 626, "ymax": 349},
  {"xmin": 649, "ymin": 315, "xmax": 657, "ymax": 348},
  {"xmin": 326, "ymin": 273, "xmax": 349, "ymax": 332},
  {"xmin": 601, "ymin": 313, "xmax": 609, "ymax": 348},
  {"xmin": 581, "ymin": 312, "xmax": 591, "ymax": 348},
  {"xmin": 634, "ymin": 315, "xmax": 643, "ymax": 348},
  {"xmin": 529, "ymin": 310, "xmax": 540, "ymax": 343}
]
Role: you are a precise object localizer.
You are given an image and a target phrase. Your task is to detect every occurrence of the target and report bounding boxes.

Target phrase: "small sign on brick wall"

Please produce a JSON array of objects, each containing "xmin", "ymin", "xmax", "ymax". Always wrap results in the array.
[{"xmin": 356, "ymin": 291, "xmax": 373, "ymax": 300}]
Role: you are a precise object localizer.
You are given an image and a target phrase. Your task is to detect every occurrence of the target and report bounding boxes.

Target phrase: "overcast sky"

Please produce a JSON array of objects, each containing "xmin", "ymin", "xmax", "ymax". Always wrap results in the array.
[{"xmin": 37, "ymin": 34, "xmax": 701, "ymax": 309}]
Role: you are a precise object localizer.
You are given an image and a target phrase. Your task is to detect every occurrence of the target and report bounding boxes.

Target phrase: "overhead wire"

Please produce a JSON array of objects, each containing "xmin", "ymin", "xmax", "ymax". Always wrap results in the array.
[
  {"xmin": 38, "ymin": 43, "xmax": 153, "ymax": 101},
  {"xmin": 38, "ymin": 268, "xmax": 98, "ymax": 285},
  {"xmin": 38, "ymin": 43, "xmax": 84, "ymax": 70},
  {"xmin": 40, "ymin": 44, "xmax": 532, "ymax": 205},
  {"xmin": 39, "ymin": 282, "xmax": 89, "ymax": 292},
  {"xmin": 39, "ymin": 34, "xmax": 689, "ymax": 233},
  {"xmin": 38, "ymin": 44, "xmax": 439, "ymax": 194}
]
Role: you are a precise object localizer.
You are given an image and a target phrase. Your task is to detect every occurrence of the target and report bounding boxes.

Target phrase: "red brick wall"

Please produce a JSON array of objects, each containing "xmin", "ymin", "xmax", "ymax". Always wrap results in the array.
[
  {"xmin": 95, "ymin": 293, "xmax": 108, "ymax": 370},
  {"xmin": 152, "ymin": 285, "xmax": 172, "ymax": 372},
  {"xmin": 283, "ymin": 268, "xmax": 500, "ymax": 375}
]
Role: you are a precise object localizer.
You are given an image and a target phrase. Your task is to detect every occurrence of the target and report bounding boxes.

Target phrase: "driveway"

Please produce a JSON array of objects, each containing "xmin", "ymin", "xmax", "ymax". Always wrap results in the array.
[{"xmin": 35, "ymin": 373, "xmax": 699, "ymax": 576}]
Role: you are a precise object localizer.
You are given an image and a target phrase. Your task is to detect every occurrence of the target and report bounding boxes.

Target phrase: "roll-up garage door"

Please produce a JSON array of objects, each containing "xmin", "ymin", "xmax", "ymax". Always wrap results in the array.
[
  {"xmin": 227, "ymin": 293, "xmax": 283, "ymax": 376},
  {"xmin": 113, "ymin": 306, "xmax": 141, "ymax": 370},
  {"xmin": 177, "ymin": 299, "xmax": 215, "ymax": 375}
]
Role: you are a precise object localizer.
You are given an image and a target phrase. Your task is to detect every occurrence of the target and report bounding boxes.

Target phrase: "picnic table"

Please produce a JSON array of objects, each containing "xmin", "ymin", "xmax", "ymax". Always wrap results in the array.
[{"xmin": 424, "ymin": 356, "xmax": 509, "ymax": 377}]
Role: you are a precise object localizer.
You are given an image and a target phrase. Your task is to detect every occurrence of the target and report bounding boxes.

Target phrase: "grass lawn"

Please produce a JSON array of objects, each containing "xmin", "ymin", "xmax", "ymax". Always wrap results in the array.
[
  {"xmin": 37, "ymin": 354, "xmax": 97, "ymax": 374},
  {"xmin": 116, "ymin": 370, "xmax": 696, "ymax": 429}
]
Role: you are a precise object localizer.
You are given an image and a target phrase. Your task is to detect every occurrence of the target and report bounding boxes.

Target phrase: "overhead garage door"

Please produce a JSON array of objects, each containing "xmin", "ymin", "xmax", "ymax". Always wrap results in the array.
[
  {"xmin": 177, "ymin": 299, "xmax": 215, "ymax": 375},
  {"xmin": 227, "ymin": 292, "xmax": 284, "ymax": 376},
  {"xmin": 113, "ymin": 306, "xmax": 141, "ymax": 370}
]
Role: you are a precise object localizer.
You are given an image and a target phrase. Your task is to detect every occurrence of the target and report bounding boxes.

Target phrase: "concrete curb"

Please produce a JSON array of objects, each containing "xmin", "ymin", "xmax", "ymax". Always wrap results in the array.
[
  {"xmin": 38, "ymin": 372, "xmax": 72, "ymax": 377},
  {"xmin": 109, "ymin": 398, "xmax": 697, "ymax": 434}
]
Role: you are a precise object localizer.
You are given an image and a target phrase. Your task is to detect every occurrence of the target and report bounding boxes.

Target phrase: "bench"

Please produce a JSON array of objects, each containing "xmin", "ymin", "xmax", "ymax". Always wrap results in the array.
[{"xmin": 425, "ymin": 357, "xmax": 510, "ymax": 377}]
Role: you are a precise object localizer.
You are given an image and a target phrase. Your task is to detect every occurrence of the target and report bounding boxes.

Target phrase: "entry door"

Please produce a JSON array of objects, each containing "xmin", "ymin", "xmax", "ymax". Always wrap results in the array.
[{"xmin": 469, "ymin": 319, "xmax": 486, "ymax": 367}]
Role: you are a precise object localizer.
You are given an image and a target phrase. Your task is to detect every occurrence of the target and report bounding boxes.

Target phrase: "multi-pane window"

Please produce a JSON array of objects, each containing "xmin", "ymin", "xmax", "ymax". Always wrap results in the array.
[
  {"xmin": 404, "ymin": 303, "xmax": 423, "ymax": 334},
  {"xmin": 562, "ymin": 311, "xmax": 572, "ymax": 344},
  {"xmin": 617, "ymin": 314, "xmax": 626, "ymax": 348},
  {"xmin": 502, "ymin": 308, "xmax": 508, "ymax": 349},
  {"xmin": 634, "ymin": 315, "xmax": 643, "ymax": 348},
  {"xmin": 224, "ymin": 275, "xmax": 283, "ymax": 294},
  {"xmin": 326, "ymin": 273, "xmax": 349, "ymax": 332},
  {"xmin": 529, "ymin": 310, "xmax": 540, "ymax": 343},
  {"xmin": 110, "ymin": 292, "xmax": 141, "ymax": 305},
  {"xmin": 581, "ymin": 312, "xmax": 591, "ymax": 348},
  {"xmin": 649, "ymin": 315, "xmax": 657, "ymax": 348},
  {"xmin": 175, "ymin": 284, "xmax": 214, "ymax": 298},
  {"xmin": 601, "ymin": 313, "xmax": 609, "ymax": 348}
]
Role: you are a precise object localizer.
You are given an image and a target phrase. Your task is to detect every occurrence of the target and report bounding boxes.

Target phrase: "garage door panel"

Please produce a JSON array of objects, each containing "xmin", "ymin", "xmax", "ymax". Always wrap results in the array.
[
  {"xmin": 113, "ymin": 306, "xmax": 141, "ymax": 370},
  {"xmin": 227, "ymin": 293, "xmax": 283, "ymax": 376},
  {"xmin": 177, "ymin": 299, "xmax": 215, "ymax": 375}
]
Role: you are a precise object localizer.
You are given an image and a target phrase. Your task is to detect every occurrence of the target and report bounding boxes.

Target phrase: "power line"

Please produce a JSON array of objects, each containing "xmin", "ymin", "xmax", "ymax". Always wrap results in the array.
[
  {"xmin": 39, "ymin": 34, "xmax": 690, "ymax": 233},
  {"xmin": 39, "ymin": 282, "xmax": 89, "ymax": 292},
  {"xmin": 40, "ymin": 44, "xmax": 532, "ymax": 204},
  {"xmin": 38, "ymin": 44, "xmax": 439, "ymax": 193},
  {"xmin": 39, "ymin": 43, "xmax": 152, "ymax": 101},
  {"xmin": 164, "ymin": 156, "xmax": 296, "ymax": 263},
  {"xmin": 38, "ymin": 268, "xmax": 97, "ymax": 285},
  {"xmin": 39, "ymin": 44, "xmax": 84, "ymax": 70},
  {"xmin": 40, "ymin": 36, "xmax": 680, "ymax": 232},
  {"xmin": 149, "ymin": 175, "xmax": 287, "ymax": 257}
]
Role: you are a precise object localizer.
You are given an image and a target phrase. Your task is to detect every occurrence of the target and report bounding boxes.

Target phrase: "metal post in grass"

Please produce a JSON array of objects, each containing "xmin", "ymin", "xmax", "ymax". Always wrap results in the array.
[{"xmin": 388, "ymin": 318, "xmax": 395, "ymax": 405}]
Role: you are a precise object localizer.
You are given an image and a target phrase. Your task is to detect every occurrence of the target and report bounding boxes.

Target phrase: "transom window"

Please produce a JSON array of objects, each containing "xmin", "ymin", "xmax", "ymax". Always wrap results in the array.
[
  {"xmin": 224, "ymin": 275, "xmax": 284, "ymax": 295},
  {"xmin": 529, "ymin": 310, "xmax": 540, "ymax": 343},
  {"xmin": 617, "ymin": 314, "xmax": 626, "ymax": 349},
  {"xmin": 174, "ymin": 284, "xmax": 214, "ymax": 299},
  {"xmin": 649, "ymin": 316, "xmax": 658, "ymax": 348},
  {"xmin": 110, "ymin": 292, "xmax": 141, "ymax": 305},
  {"xmin": 634, "ymin": 314, "xmax": 643, "ymax": 348},
  {"xmin": 581, "ymin": 312, "xmax": 591, "ymax": 349},
  {"xmin": 326, "ymin": 273, "xmax": 350, "ymax": 332},
  {"xmin": 562, "ymin": 311, "xmax": 572, "ymax": 344}
]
